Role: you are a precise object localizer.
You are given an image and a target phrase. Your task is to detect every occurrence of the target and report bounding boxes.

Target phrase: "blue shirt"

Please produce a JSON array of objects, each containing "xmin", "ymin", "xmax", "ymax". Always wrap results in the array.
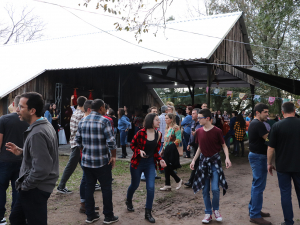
[
  {"xmin": 246, "ymin": 117, "xmax": 251, "ymax": 122},
  {"xmin": 228, "ymin": 117, "xmax": 237, "ymax": 135},
  {"xmin": 181, "ymin": 115, "xmax": 193, "ymax": 134},
  {"xmin": 75, "ymin": 111, "xmax": 116, "ymax": 168},
  {"xmin": 118, "ymin": 115, "xmax": 131, "ymax": 130},
  {"xmin": 44, "ymin": 110, "xmax": 52, "ymax": 124}
]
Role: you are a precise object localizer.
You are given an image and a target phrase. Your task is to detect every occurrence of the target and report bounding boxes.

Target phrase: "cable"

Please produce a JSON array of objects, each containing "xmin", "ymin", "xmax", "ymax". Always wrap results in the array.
[{"xmin": 33, "ymin": 0, "xmax": 300, "ymax": 58}]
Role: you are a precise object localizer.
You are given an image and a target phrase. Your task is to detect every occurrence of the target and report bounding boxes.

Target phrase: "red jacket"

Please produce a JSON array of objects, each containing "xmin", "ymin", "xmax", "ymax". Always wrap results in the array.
[{"xmin": 130, "ymin": 128, "xmax": 163, "ymax": 170}]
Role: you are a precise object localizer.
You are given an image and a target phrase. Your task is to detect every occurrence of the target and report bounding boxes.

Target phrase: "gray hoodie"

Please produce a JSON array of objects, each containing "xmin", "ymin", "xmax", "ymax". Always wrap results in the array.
[{"xmin": 16, "ymin": 118, "xmax": 59, "ymax": 193}]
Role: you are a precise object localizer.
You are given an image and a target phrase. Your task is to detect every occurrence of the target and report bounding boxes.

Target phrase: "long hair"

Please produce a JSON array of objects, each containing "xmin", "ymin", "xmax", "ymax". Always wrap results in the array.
[
  {"xmin": 166, "ymin": 113, "xmax": 176, "ymax": 129},
  {"xmin": 236, "ymin": 114, "xmax": 246, "ymax": 129},
  {"xmin": 168, "ymin": 105, "xmax": 177, "ymax": 117},
  {"xmin": 44, "ymin": 103, "xmax": 51, "ymax": 113},
  {"xmin": 118, "ymin": 108, "xmax": 125, "ymax": 119}
]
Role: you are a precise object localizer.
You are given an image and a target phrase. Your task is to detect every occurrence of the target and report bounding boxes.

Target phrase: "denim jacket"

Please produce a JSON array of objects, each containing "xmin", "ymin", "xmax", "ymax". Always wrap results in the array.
[{"xmin": 118, "ymin": 115, "xmax": 131, "ymax": 130}]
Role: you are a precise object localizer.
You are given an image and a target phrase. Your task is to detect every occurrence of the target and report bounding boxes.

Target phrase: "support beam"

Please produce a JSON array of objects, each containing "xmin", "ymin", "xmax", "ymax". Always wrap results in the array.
[
  {"xmin": 206, "ymin": 66, "xmax": 212, "ymax": 108},
  {"xmin": 250, "ymin": 84, "xmax": 255, "ymax": 120},
  {"xmin": 137, "ymin": 69, "xmax": 191, "ymax": 86}
]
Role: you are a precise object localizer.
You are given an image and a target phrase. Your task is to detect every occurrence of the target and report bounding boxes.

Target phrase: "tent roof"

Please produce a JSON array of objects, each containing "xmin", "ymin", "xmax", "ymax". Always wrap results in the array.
[{"xmin": 0, "ymin": 12, "xmax": 249, "ymax": 99}]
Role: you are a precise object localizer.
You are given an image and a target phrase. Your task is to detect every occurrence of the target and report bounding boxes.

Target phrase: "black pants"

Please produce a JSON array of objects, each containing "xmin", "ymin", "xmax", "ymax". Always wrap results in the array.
[
  {"xmin": 164, "ymin": 166, "xmax": 181, "ymax": 186},
  {"xmin": 10, "ymin": 188, "xmax": 51, "ymax": 225}
]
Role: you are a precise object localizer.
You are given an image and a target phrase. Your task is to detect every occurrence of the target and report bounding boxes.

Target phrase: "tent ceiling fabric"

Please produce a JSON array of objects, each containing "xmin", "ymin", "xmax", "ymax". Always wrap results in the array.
[
  {"xmin": 0, "ymin": 12, "xmax": 245, "ymax": 99},
  {"xmin": 234, "ymin": 66, "xmax": 300, "ymax": 95}
]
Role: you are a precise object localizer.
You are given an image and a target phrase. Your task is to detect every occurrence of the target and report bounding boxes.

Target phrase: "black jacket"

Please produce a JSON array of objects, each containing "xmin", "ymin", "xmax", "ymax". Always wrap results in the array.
[{"xmin": 163, "ymin": 143, "xmax": 181, "ymax": 169}]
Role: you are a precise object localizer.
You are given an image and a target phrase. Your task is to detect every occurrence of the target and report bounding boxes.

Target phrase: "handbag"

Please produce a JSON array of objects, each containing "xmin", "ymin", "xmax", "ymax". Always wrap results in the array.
[{"xmin": 171, "ymin": 127, "xmax": 183, "ymax": 156}]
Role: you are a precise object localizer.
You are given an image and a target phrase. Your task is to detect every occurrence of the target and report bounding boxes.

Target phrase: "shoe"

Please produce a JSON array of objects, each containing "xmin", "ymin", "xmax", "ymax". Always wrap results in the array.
[
  {"xmin": 160, "ymin": 186, "xmax": 171, "ymax": 191},
  {"xmin": 281, "ymin": 222, "xmax": 286, "ymax": 225},
  {"xmin": 155, "ymin": 176, "xmax": 161, "ymax": 179},
  {"xmin": 250, "ymin": 217, "xmax": 272, "ymax": 225},
  {"xmin": 95, "ymin": 183, "xmax": 101, "ymax": 191},
  {"xmin": 86, "ymin": 212, "xmax": 100, "ymax": 223},
  {"xmin": 118, "ymin": 155, "xmax": 126, "ymax": 158},
  {"xmin": 145, "ymin": 208, "xmax": 155, "ymax": 223},
  {"xmin": 141, "ymin": 178, "xmax": 146, "ymax": 182},
  {"xmin": 202, "ymin": 214, "xmax": 212, "ymax": 223},
  {"xmin": 57, "ymin": 187, "xmax": 72, "ymax": 194},
  {"xmin": 213, "ymin": 210, "xmax": 223, "ymax": 222},
  {"xmin": 260, "ymin": 211, "xmax": 270, "ymax": 217},
  {"xmin": 79, "ymin": 203, "xmax": 99, "ymax": 213},
  {"xmin": 176, "ymin": 179, "xmax": 183, "ymax": 190},
  {"xmin": 126, "ymin": 199, "xmax": 134, "ymax": 212},
  {"xmin": 0, "ymin": 218, "xmax": 7, "ymax": 225},
  {"xmin": 184, "ymin": 182, "xmax": 192, "ymax": 188},
  {"xmin": 103, "ymin": 215, "xmax": 119, "ymax": 224}
]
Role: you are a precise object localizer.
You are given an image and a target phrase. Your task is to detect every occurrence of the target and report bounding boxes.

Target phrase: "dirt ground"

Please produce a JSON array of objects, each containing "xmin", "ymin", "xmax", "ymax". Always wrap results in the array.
[{"xmin": 4, "ymin": 147, "xmax": 300, "ymax": 225}]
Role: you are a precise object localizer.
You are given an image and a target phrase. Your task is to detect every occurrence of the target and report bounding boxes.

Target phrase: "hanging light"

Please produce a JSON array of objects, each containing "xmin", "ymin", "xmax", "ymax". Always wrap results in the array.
[
  {"xmin": 174, "ymin": 82, "xmax": 177, "ymax": 86},
  {"xmin": 149, "ymin": 75, "xmax": 152, "ymax": 79}
]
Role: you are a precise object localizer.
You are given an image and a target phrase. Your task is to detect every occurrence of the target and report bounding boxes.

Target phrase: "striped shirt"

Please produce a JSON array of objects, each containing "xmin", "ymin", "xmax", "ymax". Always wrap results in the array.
[
  {"xmin": 75, "ymin": 111, "xmax": 116, "ymax": 168},
  {"xmin": 69, "ymin": 109, "xmax": 84, "ymax": 148}
]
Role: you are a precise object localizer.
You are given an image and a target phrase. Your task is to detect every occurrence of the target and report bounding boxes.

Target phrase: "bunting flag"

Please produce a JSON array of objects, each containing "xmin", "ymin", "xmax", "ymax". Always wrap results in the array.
[
  {"xmin": 239, "ymin": 93, "xmax": 246, "ymax": 100},
  {"xmin": 88, "ymin": 91, "xmax": 93, "ymax": 100},
  {"xmin": 254, "ymin": 95, "xmax": 261, "ymax": 102},
  {"xmin": 269, "ymin": 97, "xmax": 276, "ymax": 106},
  {"xmin": 206, "ymin": 87, "xmax": 209, "ymax": 93},
  {"xmin": 227, "ymin": 91, "xmax": 233, "ymax": 98},
  {"xmin": 282, "ymin": 98, "xmax": 289, "ymax": 103},
  {"xmin": 214, "ymin": 88, "xmax": 220, "ymax": 94},
  {"xmin": 72, "ymin": 89, "xmax": 78, "ymax": 106}
]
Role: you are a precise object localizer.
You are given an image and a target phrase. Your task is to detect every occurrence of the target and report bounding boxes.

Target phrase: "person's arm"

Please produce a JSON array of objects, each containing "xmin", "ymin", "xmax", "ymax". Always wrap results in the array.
[
  {"xmin": 75, "ymin": 121, "xmax": 83, "ymax": 148},
  {"xmin": 190, "ymin": 146, "xmax": 201, "ymax": 170},
  {"xmin": 221, "ymin": 143, "xmax": 232, "ymax": 168},
  {"xmin": 173, "ymin": 126, "xmax": 182, "ymax": 147},
  {"xmin": 44, "ymin": 111, "xmax": 51, "ymax": 122},
  {"xmin": 103, "ymin": 120, "xmax": 117, "ymax": 169},
  {"xmin": 267, "ymin": 147, "xmax": 276, "ymax": 175},
  {"xmin": 6, "ymin": 142, "xmax": 23, "ymax": 155}
]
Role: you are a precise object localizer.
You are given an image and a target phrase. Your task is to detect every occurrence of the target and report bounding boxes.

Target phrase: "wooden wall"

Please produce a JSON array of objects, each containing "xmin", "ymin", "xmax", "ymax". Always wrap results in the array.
[{"xmin": 210, "ymin": 19, "xmax": 255, "ymax": 85}]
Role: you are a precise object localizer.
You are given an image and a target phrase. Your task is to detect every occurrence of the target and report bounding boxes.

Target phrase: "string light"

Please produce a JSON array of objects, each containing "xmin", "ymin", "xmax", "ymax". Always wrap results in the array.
[{"xmin": 149, "ymin": 75, "xmax": 152, "ymax": 79}]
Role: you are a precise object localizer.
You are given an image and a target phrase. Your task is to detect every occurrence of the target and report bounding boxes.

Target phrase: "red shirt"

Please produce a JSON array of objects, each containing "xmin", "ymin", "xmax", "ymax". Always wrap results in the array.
[
  {"xmin": 104, "ymin": 115, "xmax": 114, "ymax": 133},
  {"xmin": 130, "ymin": 128, "xmax": 163, "ymax": 170},
  {"xmin": 195, "ymin": 126, "xmax": 225, "ymax": 157}
]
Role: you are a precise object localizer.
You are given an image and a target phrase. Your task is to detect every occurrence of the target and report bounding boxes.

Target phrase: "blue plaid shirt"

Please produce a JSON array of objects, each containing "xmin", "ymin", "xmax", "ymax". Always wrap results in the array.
[{"xmin": 75, "ymin": 111, "xmax": 116, "ymax": 168}]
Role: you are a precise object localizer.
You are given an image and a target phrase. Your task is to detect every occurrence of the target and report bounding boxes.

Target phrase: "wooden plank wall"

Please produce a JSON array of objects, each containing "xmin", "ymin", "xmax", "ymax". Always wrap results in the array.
[{"xmin": 211, "ymin": 20, "xmax": 255, "ymax": 85}]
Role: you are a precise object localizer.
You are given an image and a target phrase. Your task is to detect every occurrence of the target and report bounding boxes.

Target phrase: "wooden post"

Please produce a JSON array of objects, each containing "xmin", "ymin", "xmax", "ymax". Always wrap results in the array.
[
  {"xmin": 250, "ymin": 84, "xmax": 255, "ymax": 119},
  {"xmin": 118, "ymin": 69, "xmax": 121, "ymax": 109},
  {"xmin": 206, "ymin": 66, "xmax": 212, "ymax": 108}
]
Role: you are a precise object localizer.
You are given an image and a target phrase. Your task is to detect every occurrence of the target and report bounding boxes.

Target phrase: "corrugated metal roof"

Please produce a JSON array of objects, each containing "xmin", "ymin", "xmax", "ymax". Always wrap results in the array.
[{"xmin": 0, "ymin": 12, "xmax": 244, "ymax": 99}]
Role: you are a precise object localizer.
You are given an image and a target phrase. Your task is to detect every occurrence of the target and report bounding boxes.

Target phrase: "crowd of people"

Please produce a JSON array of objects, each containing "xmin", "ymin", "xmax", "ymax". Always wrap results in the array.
[{"xmin": 0, "ymin": 92, "xmax": 299, "ymax": 225}]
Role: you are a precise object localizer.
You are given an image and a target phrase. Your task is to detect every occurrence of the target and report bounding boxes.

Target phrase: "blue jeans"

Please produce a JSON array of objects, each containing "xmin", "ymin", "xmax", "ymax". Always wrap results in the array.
[
  {"xmin": 277, "ymin": 172, "xmax": 300, "ymax": 225},
  {"xmin": 120, "ymin": 130, "xmax": 128, "ymax": 146},
  {"xmin": 9, "ymin": 188, "xmax": 51, "ymax": 225},
  {"xmin": 183, "ymin": 132, "xmax": 191, "ymax": 157},
  {"xmin": 235, "ymin": 140, "xmax": 244, "ymax": 156},
  {"xmin": 0, "ymin": 161, "xmax": 21, "ymax": 219},
  {"xmin": 202, "ymin": 164, "xmax": 220, "ymax": 215},
  {"xmin": 83, "ymin": 164, "xmax": 114, "ymax": 217},
  {"xmin": 127, "ymin": 157, "xmax": 156, "ymax": 209},
  {"xmin": 248, "ymin": 152, "xmax": 267, "ymax": 218}
]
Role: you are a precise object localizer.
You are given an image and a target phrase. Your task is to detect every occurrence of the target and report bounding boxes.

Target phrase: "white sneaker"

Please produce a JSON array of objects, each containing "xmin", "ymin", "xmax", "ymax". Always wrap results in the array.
[
  {"xmin": 0, "ymin": 218, "xmax": 7, "ymax": 225},
  {"xmin": 202, "ymin": 214, "xmax": 212, "ymax": 223},
  {"xmin": 213, "ymin": 210, "xmax": 223, "ymax": 222},
  {"xmin": 176, "ymin": 179, "xmax": 183, "ymax": 190}
]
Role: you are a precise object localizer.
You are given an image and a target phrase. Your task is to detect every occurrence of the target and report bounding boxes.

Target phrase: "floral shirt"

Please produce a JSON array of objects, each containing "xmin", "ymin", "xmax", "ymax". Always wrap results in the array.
[{"xmin": 163, "ymin": 125, "xmax": 181, "ymax": 149}]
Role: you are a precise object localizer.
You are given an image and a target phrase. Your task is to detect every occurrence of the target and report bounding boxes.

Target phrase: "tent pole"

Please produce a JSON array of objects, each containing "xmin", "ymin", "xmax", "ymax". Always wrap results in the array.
[{"xmin": 250, "ymin": 84, "xmax": 255, "ymax": 119}]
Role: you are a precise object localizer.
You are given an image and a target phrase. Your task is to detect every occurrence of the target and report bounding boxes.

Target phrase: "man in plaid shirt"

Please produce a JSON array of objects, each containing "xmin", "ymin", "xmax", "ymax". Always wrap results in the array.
[
  {"xmin": 57, "ymin": 96, "xmax": 87, "ymax": 194},
  {"xmin": 76, "ymin": 99, "xmax": 118, "ymax": 224}
]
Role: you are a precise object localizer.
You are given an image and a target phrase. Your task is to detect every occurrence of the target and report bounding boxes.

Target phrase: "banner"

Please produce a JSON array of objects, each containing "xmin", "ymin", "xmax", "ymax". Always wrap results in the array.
[
  {"xmin": 227, "ymin": 91, "xmax": 233, "ymax": 98},
  {"xmin": 214, "ymin": 88, "xmax": 220, "ymax": 94},
  {"xmin": 254, "ymin": 95, "xmax": 261, "ymax": 102},
  {"xmin": 72, "ymin": 89, "xmax": 78, "ymax": 106},
  {"xmin": 269, "ymin": 97, "xmax": 276, "ymax": 106},
  {"xmin": 88, "ymin": 91, "xmax": 93, "ymax": 100},
  {"xmin": 282, "ymin": 98, "xmax": 289, "ymax": 103},
  {"xmin": 239, "ymin": 93, "xmax": 246, "ymax": 100}
]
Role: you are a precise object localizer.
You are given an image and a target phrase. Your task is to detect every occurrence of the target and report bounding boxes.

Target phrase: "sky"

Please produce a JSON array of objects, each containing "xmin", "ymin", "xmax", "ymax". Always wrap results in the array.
[{"xmin": 0, "ymin": 0, "xmax": 206, "ymax": 43}]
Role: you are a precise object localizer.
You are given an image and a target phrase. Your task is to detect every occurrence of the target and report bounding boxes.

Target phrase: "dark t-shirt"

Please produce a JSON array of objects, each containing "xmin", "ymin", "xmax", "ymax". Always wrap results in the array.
[
  {"xmin": 195, "ymin": 126, "xmax": 225, "ymax": 157},
  {"xmin": 268, "ymin": 117, "xmax": 300, "ymax": 172},
  {"xmin": 0, "ymin": 113, "xmax": 28, "ymax": 162},
  {"xmin": 248, "ymin": 119, "xmax": 268, "ymax": 155}
]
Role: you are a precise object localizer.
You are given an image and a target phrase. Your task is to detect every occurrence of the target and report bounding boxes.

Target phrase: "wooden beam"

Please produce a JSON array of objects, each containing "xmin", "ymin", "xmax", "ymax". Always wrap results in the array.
[
  {"xmin": 181, "ymin": 62, "xmax": 195, "ymax": 87},
  {"xmin": 137, "ymin": 69, "xmax": 191, "ymax": 86}
]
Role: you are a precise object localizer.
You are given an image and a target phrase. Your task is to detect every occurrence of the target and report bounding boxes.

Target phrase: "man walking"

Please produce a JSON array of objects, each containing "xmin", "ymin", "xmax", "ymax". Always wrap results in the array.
[
  {"xmin": 6, "ymin": 92, "xmax": 59, "ymax": 225},
  {"xmin": 267, "ymin": 102, "xmax": 300, "ymax": 225},
  {"xmin": 0, "ymin": 96, "xmax": 28, "ymax": 225},
  {"xmin": 57, "ymin": 96, "xmax": 87, "ymax": 194},
  {"xmin": 248, "ymin": 103, "xmax": 271, "ymax": 225},
  {"xmin": 157, "ymin": 105, "xmax": 168, "ymax": 153},
  {"xmin": 184, "ymin": 108, "xmax": 201, "ymax": 187},
  {"xmin": 225, "ymin": 111, "xmax": 238, "ymax": 152},
  {"xmin": 76, "ymin": 99, "xmax": 118, "ymax": 224}
]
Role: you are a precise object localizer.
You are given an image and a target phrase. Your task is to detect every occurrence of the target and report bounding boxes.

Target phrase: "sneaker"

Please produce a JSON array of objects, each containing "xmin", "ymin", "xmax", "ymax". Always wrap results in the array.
[
  {"xmin": 103, "ymin": 215, "xmax": 119, "ymax": 224},
  {"xmin": 0, "ymin": 218, "xmax": 7, "ymax": 225},
  {"xmin": 95, "ymin": 183, "xmax": 101, "ymax": 191},
  {"xmin": 214, "ymin": 210, "xmax": 223, "ymax": 222},
  {"xmin": 202, "ymin": 214, "xmax": 212, "ymax": 223},
  {"xmin": 86, "ymin": 212, "xmax": 100, "ymax": 223},
  {"xmin": 57, "ymin": 187, "xmax": 72, "ymax": 194}
]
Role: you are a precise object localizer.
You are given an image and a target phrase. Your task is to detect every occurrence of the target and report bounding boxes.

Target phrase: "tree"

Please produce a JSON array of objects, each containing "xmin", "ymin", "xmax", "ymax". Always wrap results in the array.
[
  {"xmin": 205, "ymin": 0, "xmax": 300, "ymax": 114},
  {"xmin": 0, "ymin": 4, "xmax": 45, "ymax": 45}
]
